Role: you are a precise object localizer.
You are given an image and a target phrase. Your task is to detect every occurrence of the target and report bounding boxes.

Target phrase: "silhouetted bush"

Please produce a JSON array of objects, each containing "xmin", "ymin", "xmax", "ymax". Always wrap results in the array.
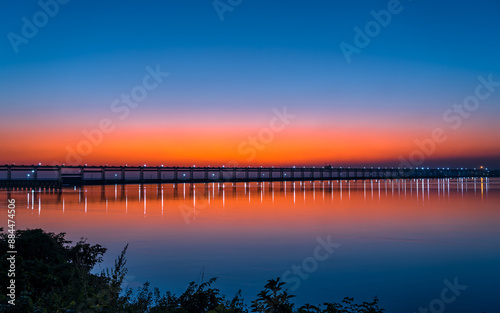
[{"xmin": 0, "ymin": 228, "xmax": 383, "ymax": 313}]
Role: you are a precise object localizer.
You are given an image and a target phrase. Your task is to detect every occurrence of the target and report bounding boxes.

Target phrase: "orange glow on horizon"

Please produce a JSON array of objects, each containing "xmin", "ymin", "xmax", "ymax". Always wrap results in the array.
[{"xmin": 1, "ymin": 123, "xmax": 500, "ymax": 167}]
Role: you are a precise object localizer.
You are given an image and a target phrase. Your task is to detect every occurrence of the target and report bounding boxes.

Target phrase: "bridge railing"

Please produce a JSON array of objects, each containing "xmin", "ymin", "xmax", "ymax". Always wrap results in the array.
[{"xmin": 0, "ymin": 165, "xmax": 494, "ymax": 188}]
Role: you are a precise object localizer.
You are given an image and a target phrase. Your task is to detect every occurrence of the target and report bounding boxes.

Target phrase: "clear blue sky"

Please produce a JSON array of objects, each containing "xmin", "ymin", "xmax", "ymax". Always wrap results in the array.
[{"xmin": 1, "ymin": 0, "xmax": 499, "ymax": 167}]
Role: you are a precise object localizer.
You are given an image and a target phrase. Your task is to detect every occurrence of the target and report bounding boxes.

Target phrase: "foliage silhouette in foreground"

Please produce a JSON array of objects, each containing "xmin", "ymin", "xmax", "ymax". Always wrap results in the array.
[{"xmin": 0, "ymin": 228, "xmax": 384, "ymax": 313}]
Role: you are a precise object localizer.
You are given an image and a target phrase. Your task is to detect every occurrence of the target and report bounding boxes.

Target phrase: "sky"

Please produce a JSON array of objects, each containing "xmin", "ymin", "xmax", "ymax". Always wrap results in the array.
[{"xmin": 1, "ymin": 0, "xmax": 499, "ymax": 168}]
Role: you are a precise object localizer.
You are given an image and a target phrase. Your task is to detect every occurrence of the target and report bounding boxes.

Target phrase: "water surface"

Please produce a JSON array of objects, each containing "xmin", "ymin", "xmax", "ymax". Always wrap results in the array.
[{"xmin": 2, "ymin": 178, "xmax": 499, "ymax": 312}]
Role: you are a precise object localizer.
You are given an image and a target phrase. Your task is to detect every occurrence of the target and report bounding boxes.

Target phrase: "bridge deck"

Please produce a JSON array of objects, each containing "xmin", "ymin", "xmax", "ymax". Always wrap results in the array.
[{"xmin": 0, "ymin": 165, "xmax": 496, "ymax": 188}]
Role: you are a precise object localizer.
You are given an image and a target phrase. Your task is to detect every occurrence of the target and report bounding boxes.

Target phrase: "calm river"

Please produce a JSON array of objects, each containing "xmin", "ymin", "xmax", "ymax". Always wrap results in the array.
[{"xmin": 2, "ymin": 178, "xmax": 499, "ymax": 312}]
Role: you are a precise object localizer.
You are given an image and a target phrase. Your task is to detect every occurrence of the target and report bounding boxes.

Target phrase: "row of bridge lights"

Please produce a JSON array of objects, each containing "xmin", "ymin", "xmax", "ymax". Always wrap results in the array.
[
  {"xmin": 134, "ymin": 165, "xmax": 432, "ymax": 169},
  {"xmin": 24, "ymin": 164, "xmax": 488, "ymax": 171},
  {"xmin": 23, "ymin": 165, "xmax": 488, "ymax": 179},
  {"xmin": 130, "ymin": 165, "xmax": 489, "ymax": 170}
]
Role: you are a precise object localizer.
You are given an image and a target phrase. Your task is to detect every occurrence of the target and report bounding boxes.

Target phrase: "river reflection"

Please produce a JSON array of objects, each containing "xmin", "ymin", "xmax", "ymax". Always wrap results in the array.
[{"xmin": 2, "ymin": 178, "xmax": 500, "ymax": 312}]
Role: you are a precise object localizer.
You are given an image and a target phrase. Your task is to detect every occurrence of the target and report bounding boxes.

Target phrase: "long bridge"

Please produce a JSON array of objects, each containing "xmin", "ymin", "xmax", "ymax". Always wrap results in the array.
[{"xmin": 0, "ymin": 164, "xmax": 497, "ymax": 188}]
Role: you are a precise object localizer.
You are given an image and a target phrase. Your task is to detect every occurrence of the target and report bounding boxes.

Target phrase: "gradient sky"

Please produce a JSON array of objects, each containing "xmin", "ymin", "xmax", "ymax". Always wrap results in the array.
[{"xmin": 1, "ymin": 0, "xmax": 499, "ymax": 167}]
